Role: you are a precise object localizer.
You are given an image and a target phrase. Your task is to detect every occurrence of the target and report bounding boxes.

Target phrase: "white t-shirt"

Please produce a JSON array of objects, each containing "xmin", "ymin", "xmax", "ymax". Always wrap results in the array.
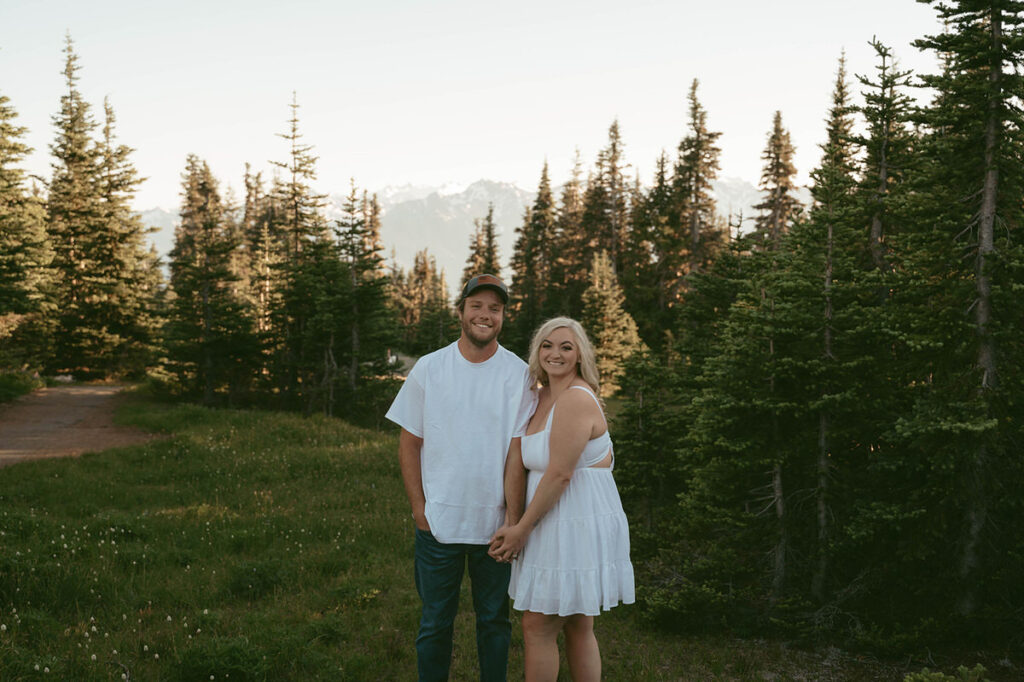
[{"xmin": 386, "ymin": 341, "xmax": 537, "ymax": 544}]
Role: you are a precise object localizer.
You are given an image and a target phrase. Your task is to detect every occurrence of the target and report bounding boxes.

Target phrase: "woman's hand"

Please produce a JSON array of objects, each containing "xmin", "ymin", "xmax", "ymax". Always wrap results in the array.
[{"xmin": 488, "ymin": 523, "xmax": 528, "ymax": 563}]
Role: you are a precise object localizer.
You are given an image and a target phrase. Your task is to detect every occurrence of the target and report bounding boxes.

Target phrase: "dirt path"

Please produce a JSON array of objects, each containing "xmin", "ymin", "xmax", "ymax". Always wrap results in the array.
[{"xmin": 0, "ymin": 384, "xmax": 159, "ymax": 468}]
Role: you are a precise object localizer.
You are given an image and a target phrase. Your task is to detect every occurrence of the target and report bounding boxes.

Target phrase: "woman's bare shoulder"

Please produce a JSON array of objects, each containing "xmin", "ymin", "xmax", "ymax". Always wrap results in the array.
[{"xmin": 553, "ymin": 384, "xmax": 601, "ymax": 420}]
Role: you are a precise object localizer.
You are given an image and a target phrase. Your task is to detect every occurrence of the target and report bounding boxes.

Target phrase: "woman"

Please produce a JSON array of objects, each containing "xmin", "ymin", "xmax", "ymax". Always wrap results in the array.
[{"xmin": 489, "ymin": 317, "xmax": 634, "ymax": 681}]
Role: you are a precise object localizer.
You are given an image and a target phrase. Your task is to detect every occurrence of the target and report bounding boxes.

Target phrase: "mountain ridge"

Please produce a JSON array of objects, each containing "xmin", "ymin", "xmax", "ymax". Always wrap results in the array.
[{"xmin": 141, "ymin": 176, "xmax": 807, "ymax": 294}]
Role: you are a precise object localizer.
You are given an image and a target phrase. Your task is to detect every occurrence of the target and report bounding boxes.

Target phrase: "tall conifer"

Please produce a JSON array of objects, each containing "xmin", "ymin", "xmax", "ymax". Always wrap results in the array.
[
  {"xmin": 166, "ymin": 156, "xmax": 257, "ymax": 405},
  {"xmin": 509, "ymin": 162, "xmax": 557, "ymax": 353},
  {"xmin": 752, "ymin": 111, "xmax": 802, "ymax": 249},
  {"xmin": 0, "ymin": 91, "xmax": 54, "ymax": 369},
  {"xmin": 580, "ymin": 250, "xmax": 644, "ymax": 397},
  {"xmin": 47, "ymin": 35, "xmax": 110, "ymax": 376}
]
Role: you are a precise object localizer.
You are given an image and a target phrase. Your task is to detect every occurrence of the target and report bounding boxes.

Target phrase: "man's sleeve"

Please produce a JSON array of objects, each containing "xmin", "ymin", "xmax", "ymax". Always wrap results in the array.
[
  {"xmin": 385, "ymin": 365, "xmax": 425, "ymax": 437},
  {"xmin": 512, "ymin": 366, "xmax": 537, "ymax": 437}
]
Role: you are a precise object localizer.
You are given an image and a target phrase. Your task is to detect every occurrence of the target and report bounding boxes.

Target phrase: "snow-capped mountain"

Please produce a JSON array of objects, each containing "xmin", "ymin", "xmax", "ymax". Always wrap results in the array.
[
  {"xmin": 372, "ymin": 179, "xmax": 534, "ymax": 287},
  {"xmin": 140, "ymin": 176, "xmax": 804, "ymax": 292}
]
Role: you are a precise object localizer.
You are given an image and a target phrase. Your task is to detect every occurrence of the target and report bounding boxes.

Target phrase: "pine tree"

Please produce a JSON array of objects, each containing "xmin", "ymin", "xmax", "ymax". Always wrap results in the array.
[
  {"xmin": 622, "ymin": 152, "xmax": 673, "ymax": 349},
  {"xmin": 752, "ymin": 111, "xmax": 802, "ymax": 249},
  {"xmin": 96, "ymin": 97, "xmax": 161, "ymax": 376},
  {"xmin": 47, "ymin": 35, "xmax": 113, "ymax": 377},
  {"xmin": 509, "ymin": 162, "xmax": 557, "ymax": 353},
  {"xmin": 580, "ymin": 121, "xmax": 630, "ymax": 275},
  {"xmin": 166, "ymin": 156, "xmax": 258, "ymax": 405},
  {"xmin": 855, "ymin": 39, "xmax": 915, "ymax": 273},
  {"xmin": 792, "ymin": 54, "xmax": 867, "ymax": 603},
  {"xmin": 335, "ymin": 180, "xmax": 396, "ymax": 419},
  {"xmin": 549, "ymin": 150, "xmax": 587, "ymax": 318},
  {"xmin": 671, "ymin": 79, "xmax": 724, "ymax": 289},
  {"xmin": 462, "ymin": 203, "xmax": 501, "ymax": 289},
  {"xmin": 580, "ymin": 250, "xmax": 644, "ymax": 397},
  {"xmin": 405, "ymin": 249, "xmax": 454, "ymax": 355},
  {"xmin": 0, "ymin": 91, "xmax": 55, "ymax": 369},
  {"xmin": 267, "ymin": 93, "xmax": 329, "ymax": 406},
  {"xmin": 900, "ymin": 0, "xmax": 1024, "ymax": 619}
]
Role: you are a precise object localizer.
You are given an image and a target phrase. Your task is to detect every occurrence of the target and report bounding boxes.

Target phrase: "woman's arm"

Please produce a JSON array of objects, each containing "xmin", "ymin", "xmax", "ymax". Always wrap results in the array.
[{"xmin": 489, "ymin": 390, "xmax": 596, "ymax": 560}]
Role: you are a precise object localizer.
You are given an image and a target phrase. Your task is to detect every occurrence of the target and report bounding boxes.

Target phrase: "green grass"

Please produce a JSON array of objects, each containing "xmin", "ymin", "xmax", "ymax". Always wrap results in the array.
[{"xmin": 0, "ymin": 392, "xmax": 1010, "ymax": 680}]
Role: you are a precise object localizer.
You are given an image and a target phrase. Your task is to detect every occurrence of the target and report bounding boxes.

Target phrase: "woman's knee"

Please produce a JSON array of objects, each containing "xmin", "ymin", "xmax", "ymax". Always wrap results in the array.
[
  {"xmin": 522, "ymin": 611, "xmax": 563, "ymax": 641},
  {"xmin": 562, "ymin": 614, "xmax": 594, "ymax": 639}
]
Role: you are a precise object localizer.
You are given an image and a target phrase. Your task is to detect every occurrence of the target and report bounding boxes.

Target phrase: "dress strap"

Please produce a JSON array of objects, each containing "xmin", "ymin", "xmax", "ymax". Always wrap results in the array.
[{"xmin": 567, "ymin": 384, "xmax": 603, "ymax": 412}]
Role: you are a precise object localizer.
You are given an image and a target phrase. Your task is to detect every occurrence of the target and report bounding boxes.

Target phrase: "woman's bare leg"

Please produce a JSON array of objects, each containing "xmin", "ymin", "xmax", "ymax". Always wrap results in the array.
[
  {"xmin": 522, "ymin": 611, "xmax": 565, "ymax": 682},
  {"xmin": 563, "ymin": 614, "xmax": 600, "ymax": 682}
]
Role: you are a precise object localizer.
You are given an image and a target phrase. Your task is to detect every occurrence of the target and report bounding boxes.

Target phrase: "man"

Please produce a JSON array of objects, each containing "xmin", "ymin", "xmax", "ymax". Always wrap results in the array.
[{"xmin": 385, "ymin": 273, "xmax": 536, "ymax": 682}]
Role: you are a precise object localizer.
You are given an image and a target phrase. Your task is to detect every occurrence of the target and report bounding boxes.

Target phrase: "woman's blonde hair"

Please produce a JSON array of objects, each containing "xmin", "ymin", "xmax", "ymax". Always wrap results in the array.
[{"xmin": 527, "ymin": 317, "xmax": 601, "ymax": 395}]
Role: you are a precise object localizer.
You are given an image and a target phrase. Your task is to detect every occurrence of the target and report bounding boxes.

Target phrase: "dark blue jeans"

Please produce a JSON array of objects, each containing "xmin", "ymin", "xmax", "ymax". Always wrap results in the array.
[{"xmin": 413, "ymin": 528, "xmax": 511, "ymax": 682}]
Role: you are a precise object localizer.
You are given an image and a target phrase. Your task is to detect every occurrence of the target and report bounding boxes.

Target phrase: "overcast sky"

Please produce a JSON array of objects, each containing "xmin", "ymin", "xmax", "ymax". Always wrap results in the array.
[{"xmin": 2, "ymin": 0, "xmax": 943, "ymax": 210}]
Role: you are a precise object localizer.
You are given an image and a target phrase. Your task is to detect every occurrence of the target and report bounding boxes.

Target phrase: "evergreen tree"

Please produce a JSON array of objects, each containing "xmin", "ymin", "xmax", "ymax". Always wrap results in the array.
[
  {"xmin": 240, "ymin": 164, "xmax": 277, "ymax": 336},
  {"xmin": 622, "ymin": 152, "xmax": 673, "ymax": 349},
  {"xmin": 671, "ymin": 79, "xmax": 724, "ymax": 288},
  {"xmin": 47, "ymin": 35, "xmax": 112, "ymax": 377},
  {"xmin": 791, "ymin": 54, "xmax": 868, "ymax": 603},
  {"xmin": 335, "ymin": 180, "xmax": 396, "ymax": 419},
  {"xmin": 752, "ymin": 111, "xmax": 802, "ymax": 249},
  {"xmin": 580, "ymin": 250, "xmax": 644, "ymax": 397},
  {"xmin": 0, "ymin": 91, "xmax": 55, "ymax": 369},
  {"xmin": 96, "ymin": 97, "xmax": 161, "ymax": 375},
  {"xmin": 397, "ymin": 249, "xmax": 455, "ymax": 356},
  {"xmin": 897, "ymin": 0, "xmax": 1024, "ymax": 621},
  {"xmin": 509, "ymin": 162, "xmax": 557, "ymax": 353},
  {"xmin": 461, "ymin": 203, "xmax": 501, "ymax": 289},
  {"xmin": 580, "ymin": 121, "xmax": 630, "ymax": 275},
  {"xmin": 267, "ymin": 93, "xmax": 329, "ymax": 406},
  {"xmin": 549, "ymin": 150, "xmax": 587, "ymax": 318},
  {"xmin": 166, "ymin": 156, "xmax": 258, "ymax": 405},
  {"xmin": 855, "ymin": 39, "xmax": 916, "ymax": 273}
]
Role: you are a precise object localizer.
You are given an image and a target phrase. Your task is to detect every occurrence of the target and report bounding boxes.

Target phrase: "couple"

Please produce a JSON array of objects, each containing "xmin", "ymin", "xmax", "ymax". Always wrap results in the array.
[{"xmin": 385, "ymin": 273, "xmax": 635, "ymax": 682}]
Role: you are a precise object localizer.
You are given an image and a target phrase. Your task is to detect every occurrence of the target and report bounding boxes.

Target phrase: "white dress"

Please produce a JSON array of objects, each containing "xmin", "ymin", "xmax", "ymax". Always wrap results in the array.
[{"xmin": 508, "ymin": 385, "xmax": 635, "ymax": 616}]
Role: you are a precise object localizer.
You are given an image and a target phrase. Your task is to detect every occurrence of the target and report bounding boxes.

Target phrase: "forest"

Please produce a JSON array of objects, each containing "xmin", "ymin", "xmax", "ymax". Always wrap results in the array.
[{"xmin": 1, "ymin": 0, "xmax": 1022, "ymax": 656}]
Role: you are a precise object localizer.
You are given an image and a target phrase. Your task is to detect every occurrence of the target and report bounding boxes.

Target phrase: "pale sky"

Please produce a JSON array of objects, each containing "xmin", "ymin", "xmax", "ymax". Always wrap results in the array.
[{"xmin": 2, "ymin": 0, "xmax": 942, "ymax": 210}]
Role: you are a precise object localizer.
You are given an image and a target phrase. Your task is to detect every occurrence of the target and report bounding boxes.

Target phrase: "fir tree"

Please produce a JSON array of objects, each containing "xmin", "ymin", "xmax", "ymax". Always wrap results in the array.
[
  {"xmin": 335, "ymin": 180, "xmax": 395, "ymax": 416},
  {"xmin": 580, "ymin": 121, "xmax": 630, "ymax": 275},
  {"xmin": 462, "ymin": 203, "xmax": 501, "ymax": 289},
  {"xmin": 855, "ymin": 39, "xmax": 915, "ymax": 273},
  {"xmin": 671, "ymin": 79, "xmax": 724, "ymax": 287},
  {"xmin": 509, "ymin": 162, "xmax": 557, "ymax": 353},
  {"xmin": 0, "ymin": 91, "xmax": 54, "ymax": 369},
  {"xmin": 96, "ymin": 97, "xmax": 161, "ymax": 375},
  {"xmin": 549, "ymin": 149, "xmax": 586, "ymax": 318},
  {"xmin": 580, "ymin": 250, "xmax": 644, "ymax": 397},
  {"xmin": 47, "ymin": 35, "xmax": 111, "ymax": 377},
  {"xmin": 623, "ymin": 152, "xmax": 673, "ymax": 349},
  {"xmin": 752, "ymin": 111, "xmax": 802, "ymax": 249},
  {"xmin": 166, "ymin": 156, "xmax": 258, "ymax": 405},
  {"xmin": 901, "ymin": 0, "xmax": 1024, "ymax": 618},
  {"xmin": 267, "ymin": 93, "xmax": 329, "ymax": 406}
]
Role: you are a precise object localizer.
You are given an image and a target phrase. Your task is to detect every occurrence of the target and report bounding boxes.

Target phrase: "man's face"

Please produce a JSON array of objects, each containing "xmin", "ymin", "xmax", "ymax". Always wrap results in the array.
[{"xmin": 458, "ymin": 289, "xmax": 504, "ymax": 348}]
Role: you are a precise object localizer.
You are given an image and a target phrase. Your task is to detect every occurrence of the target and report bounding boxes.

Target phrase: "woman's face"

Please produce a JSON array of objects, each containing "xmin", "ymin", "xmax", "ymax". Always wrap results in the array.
[{"xmin": 538, "ymin": 326, "xmax": 579, "ymax": 382}]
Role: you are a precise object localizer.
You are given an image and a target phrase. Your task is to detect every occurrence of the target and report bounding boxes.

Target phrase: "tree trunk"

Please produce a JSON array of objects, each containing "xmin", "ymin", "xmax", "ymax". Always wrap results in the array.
[
  {"xmin": 765, "ymin": 283, "xmax": 787, "ymax": 603},
  {"xmin": 771, "ymin": 462, "xmax": 787, "ymax": 602},
  {"xmin": 869, "ymin": 122, "xmax": 890, "ymax": 272},
  {"xmin": 958, "ymin": 7, "xmax": 1001, "ymax": 617},
  {"xmin": 813, "ymin": 219, "xmax": 835, "ymax": 601}
]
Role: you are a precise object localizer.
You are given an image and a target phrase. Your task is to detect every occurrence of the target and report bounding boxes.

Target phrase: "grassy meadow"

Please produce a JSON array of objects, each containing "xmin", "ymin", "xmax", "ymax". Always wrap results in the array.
[{"xmin": 0, "ymin": 390, "xmax": 1006, "ymax": 680}]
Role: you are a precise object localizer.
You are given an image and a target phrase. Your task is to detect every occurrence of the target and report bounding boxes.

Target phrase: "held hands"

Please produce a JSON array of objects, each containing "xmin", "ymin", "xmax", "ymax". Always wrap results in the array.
[{"xmin": 488, "ymin": 523, "xmax": 528, "ymax": 563}]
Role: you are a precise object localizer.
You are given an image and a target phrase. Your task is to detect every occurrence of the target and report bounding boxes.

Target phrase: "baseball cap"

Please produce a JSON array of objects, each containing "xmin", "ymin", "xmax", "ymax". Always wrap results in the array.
[{"xmin": 460, "ymin": 273, "xmax": 509, "ymax": 304}]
